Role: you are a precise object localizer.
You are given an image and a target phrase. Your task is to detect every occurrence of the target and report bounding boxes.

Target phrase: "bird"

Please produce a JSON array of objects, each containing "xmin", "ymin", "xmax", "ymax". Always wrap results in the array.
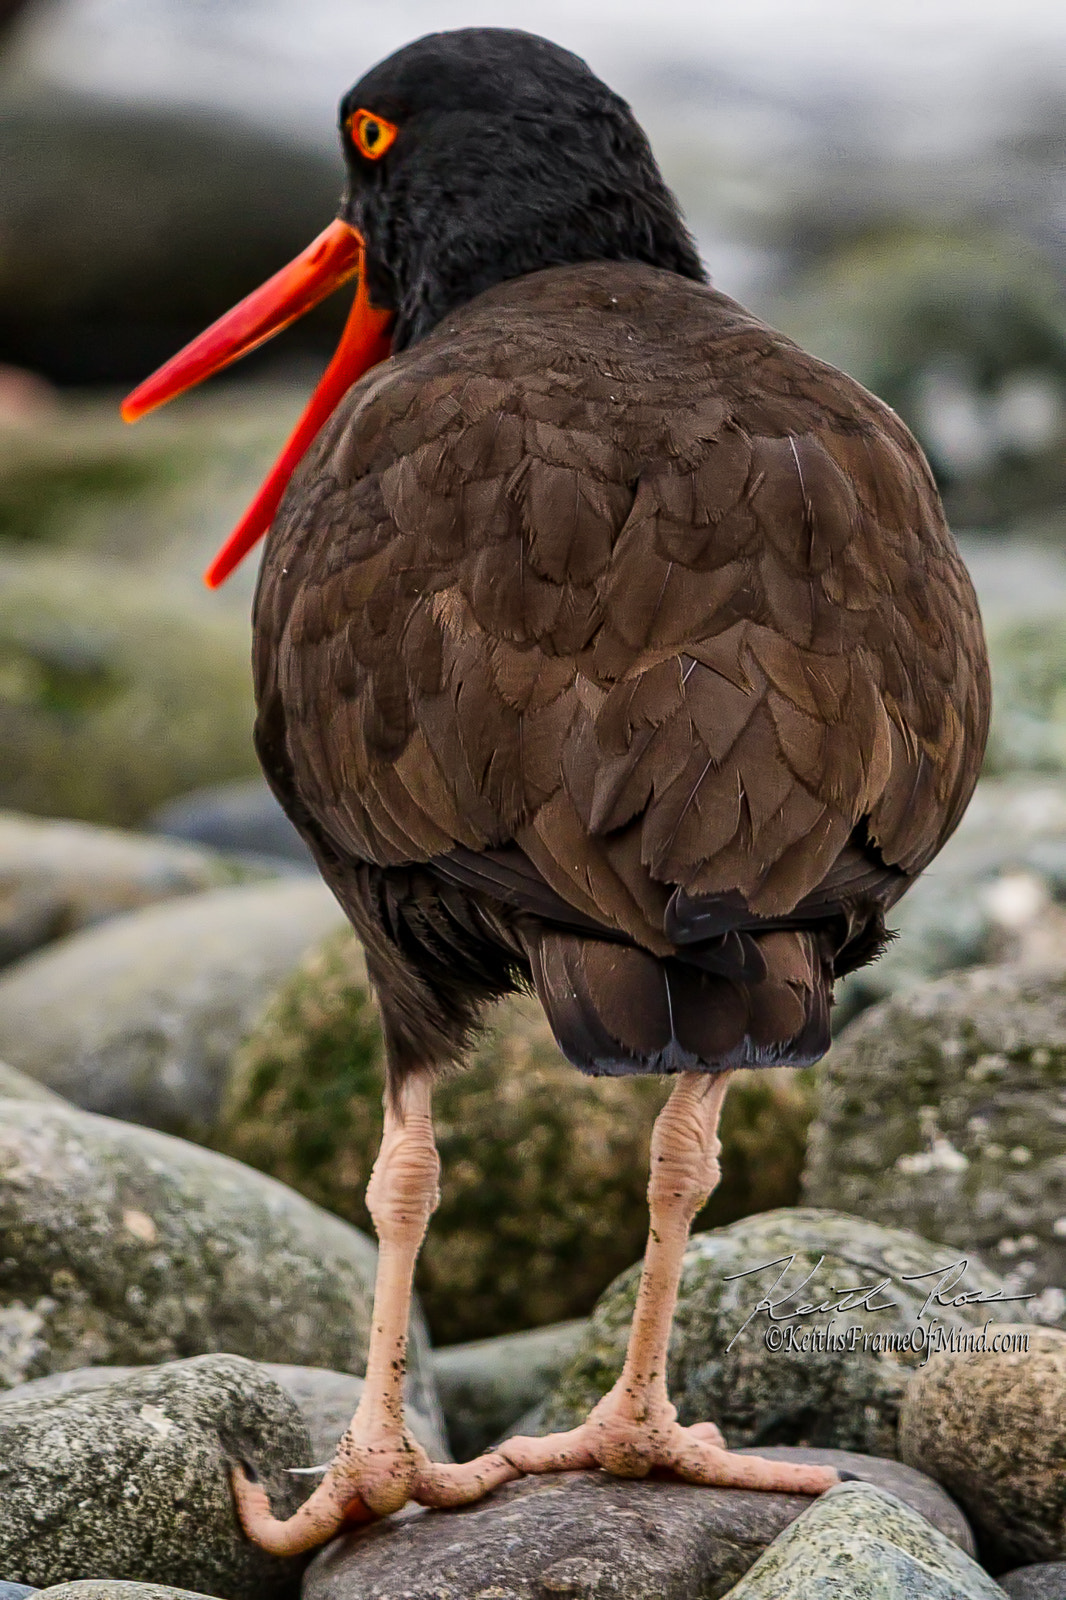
[{"xmin": 122, "ymin": 26, "xmax": 991, "ymax": 1557}]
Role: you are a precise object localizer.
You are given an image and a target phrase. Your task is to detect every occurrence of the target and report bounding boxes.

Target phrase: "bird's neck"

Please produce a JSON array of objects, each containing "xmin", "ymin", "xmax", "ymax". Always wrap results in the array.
[{"xmin": 357, "ymin": 173, "xmax": 707, "ymax": 351}]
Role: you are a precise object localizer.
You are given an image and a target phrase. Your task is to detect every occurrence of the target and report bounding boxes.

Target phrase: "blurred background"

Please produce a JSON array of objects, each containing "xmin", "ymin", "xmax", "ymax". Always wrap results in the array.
[
  {"xmin": 0, "ymin": 0, "xmax": 1065, "ymax": 1349},
  {"xmin": 0, "ymin": 0, "xmax": 1064, "ymax": 828}
]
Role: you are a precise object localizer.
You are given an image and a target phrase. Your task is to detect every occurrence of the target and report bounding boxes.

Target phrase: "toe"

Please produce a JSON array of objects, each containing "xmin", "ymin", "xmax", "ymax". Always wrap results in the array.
[
  {"xmin": 667, "ymin": 1439, "xmax": 840, "ymax": 1495},
  {"xmin": 414, "ymin": 1451, "xmax": 521, "ymax": 1507},
  {"xmin": 499, "ymin": 1427, "xmax": 599, "ymax": 1473},
  {"xmin": 230, "ymin": 1462, "xmax": 373, "ymax": 1556}
]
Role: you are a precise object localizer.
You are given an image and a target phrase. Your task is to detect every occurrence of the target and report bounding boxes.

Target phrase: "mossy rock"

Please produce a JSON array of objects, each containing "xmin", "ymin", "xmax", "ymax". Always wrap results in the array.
[
  {"xmin": 0, "ymin": 552, "xmax": 258, "ymax": 825},
  {"xmin": 216, "ymin": 928, "xmax": 814, "ymax": 1344},
  {"xmin": 804, "ymin": 964, "xmax": 1066, "ymax": 1322}
]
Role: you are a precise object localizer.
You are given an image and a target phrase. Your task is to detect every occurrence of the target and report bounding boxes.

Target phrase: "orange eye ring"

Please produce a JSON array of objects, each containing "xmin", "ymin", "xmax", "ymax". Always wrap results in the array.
[{"xmin": 347, "ymin": 108, "xmax": 399, "ymax": 161}]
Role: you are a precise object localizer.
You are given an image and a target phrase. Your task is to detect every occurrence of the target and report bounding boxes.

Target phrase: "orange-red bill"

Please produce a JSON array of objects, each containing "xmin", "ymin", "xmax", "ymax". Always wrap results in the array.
[{"xmin": 120, "ymin": 218, "xmax": 394, "ymax": 587}]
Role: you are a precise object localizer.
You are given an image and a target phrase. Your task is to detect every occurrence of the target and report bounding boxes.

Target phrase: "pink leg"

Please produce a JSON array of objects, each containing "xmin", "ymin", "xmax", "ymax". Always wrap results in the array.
[
  {"xmin": 498, "ymin": 1071, "xmax": 839, "ymax": 1496},
  {"xmin": 232, "ymin": 1071, "xmax": 518, "ymax": 1555}
]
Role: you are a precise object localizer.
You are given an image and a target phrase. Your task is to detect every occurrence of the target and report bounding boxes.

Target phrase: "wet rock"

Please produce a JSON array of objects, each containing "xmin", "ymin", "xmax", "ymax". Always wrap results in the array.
[
  {"xmin": 834, "ymin": 776, "xmax": 1066, "ymax": 1025},
  {"xmin": 999, "ymin": 1565, "xmax": 1066, "ymax": 1599},
  {"xmin": 0, "ymin": 810, "xmax": 254, "ymax": 970},
  {"xmin": 434, "ymin": 1319, "xmax": 588, "ymax": 1460},
  {"xmin": 0, "ymin": 1354, "xmax": 310, "ymax": 1597},
  {"xmin": 0, "ymin": 553, "xmax": 258, "ymax": 828},
  {"xmin": 148, "ymin": 779, "xmax": 313, "ymax": 869},
  {"xmin": 0, "ymin": 1099, "xmax": 437, "ymax": 1424},
  {"xmin": 0, "ymin": 1060, "xmax": 64, "ymax": 1103},
  {"xmin": 900, "ymin": 1325, "xmax": 1066, "ymax": 1569},
  {"xmin": 304, "ymin": 1453, "xmax": 973, "ymax": 1600},
  {"xmin": 0, "ymin": 879, "xmax": 345, "ymax": 1138},
  {"xmin": 218, "ymin": 926, "xmax": 814, "ymax": 1342},
  {"xmin": 804, "ymin": 964, "xmax": 1066, "ymax": 1322},
  {"xmin": 529, "ymin": 1209, "xmax": 1020, "ymax": 1458},
  {"xmin": 724, "ymin": 1480, "xmax": 1005, "ymax": 1599},
  {"xmin": 0, "ymin": 1362, "xmax": 448, "ymax": 1469}
]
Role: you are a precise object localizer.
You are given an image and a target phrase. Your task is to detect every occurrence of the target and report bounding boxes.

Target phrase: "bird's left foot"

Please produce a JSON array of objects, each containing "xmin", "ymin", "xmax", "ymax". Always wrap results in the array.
[
  {"xmin": 496, "ymin": 1387, "xmax": 840, "ymax": 1495},
  {"xmin": 231, "ymin": 1435, "xmax": 521, "ymax": 1556}
]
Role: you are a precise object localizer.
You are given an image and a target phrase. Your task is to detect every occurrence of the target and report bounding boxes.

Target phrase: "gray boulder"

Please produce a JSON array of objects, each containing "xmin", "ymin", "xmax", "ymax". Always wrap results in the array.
[
  {"xmin": 804, "ymin": 964, "xmax": 1066, "ymax": 1324},
  {"xmin": 0, "ymin": 879, "xmax": 345, "ymax": 1138},
  {"xmin": 0, "ymin": 810, "xmax": 255, "ymax": 970},
  {"xmin": 999, "ymin": 1565, "xmax": 1066, "ymax": 1599},
  {"xmin": 900, "ymin": 1326, "xmax": 1066, "ymax": 1570},
  {"xmin": 0, "ymin": 1363, "xmax": 448, "ymax": 1465},
  {"xmin": 304, "ymin": 1454, "xmax": 972, "ymax": 1600},
  {"xmin": 529, "ymin": 1208, "xmax": 1020, "ymax": 1458},
  {"xmin": 0, "ymin": 1100, "xmax": 438, "ymax": 1431},
  {"xmin": 433, "ymin": 1319, "xmax": 588, "ymax": 1460},
  {"xmin": 723, "ymin": 1480, "xmax": 1006, "ymax": 1599},
  {"xmin": 0, "ymin": 1354, "xmax": 309, "ymax": 1598}
]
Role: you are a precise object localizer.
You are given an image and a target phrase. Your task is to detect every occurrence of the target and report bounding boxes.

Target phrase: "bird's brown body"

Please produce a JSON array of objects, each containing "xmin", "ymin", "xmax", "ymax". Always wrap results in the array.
[{"xmin": 254, "ymin": 259, "xmax": 990, "ymax": 1089}]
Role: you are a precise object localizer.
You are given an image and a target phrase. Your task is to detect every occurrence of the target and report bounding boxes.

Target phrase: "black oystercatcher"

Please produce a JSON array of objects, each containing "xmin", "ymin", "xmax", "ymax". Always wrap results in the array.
[{"xmin": 122, "ymin": 28, "xmax": 990, "ymax": 1555}]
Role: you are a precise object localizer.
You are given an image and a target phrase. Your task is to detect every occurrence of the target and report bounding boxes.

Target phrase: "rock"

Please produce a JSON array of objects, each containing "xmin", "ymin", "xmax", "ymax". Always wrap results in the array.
[
  {"xmin": 834, "ymin": 776, "xmax": 1066, "ymax": 1025},
  {"xmin": 999, "ymin": 1565, "xmax": 1066, "ymax": 1600},
  {"xmin": 304, "ymin": 1454, "xmax": 973, "ymax": 1600},
  {"xmin": 38, "ymin": 1585, "xmax": 225, "ymax": 1600},
  {"xmin": 0, "ymin": 92, "xmax": 342, "ymax": 386},
  {"xmin": 734, "ymin": 1447, "xmax": 976, "ymax": 1553},
  {"xmin": 0, "ymin": 1099, "xmax": 438, "ymax": 1427},
  {"xmin": 723, "ymin": 1480, "xmax": 1006, "ymax": 1599},
  {"xmin": 0, "ymin": 810, "xmax": 256, "ymax": 970},
  {"xmin": 0, "ymin": 1354, "xmax": 310, "ymax": 1597},
  {"xmin": 148, "ymin": 779, "xmax": 313, "ymax": 869},
  {"xmin": 0, "ymin": 1362, "xmax": 448, "ymax": 1469},
  {"xmin": 217, "ymin": 926, "xmax": 814, "ymax": 1343},
  {"xmin": 900, "ymin": 1325, "xmax": 1066, "ymax": 1570},
  {"xmin": 0, "ymin": 879, "xmax": 346, "ymax": 1139},
  {"xmin": 0, "ymin": 552, "xmax": 258, "ymax": 828},
  {"xmin": 530, "ymin": 1208, "xmax": 1020, "ymax": 1458},
  {"xmin": 0, "ymin": 1061, "xmax": 64, "ymax": 1103},
  {"xmin": 804, "ymin": 964, "xmax": 1066, "ymax": 1323},
  {"xmin": 433, "ymin": 1320, "xmax": 588, "ymax": 1460},
  {"xmin": 0, "ymin": 1585, "xmax": 38, "ymax": 1599}
]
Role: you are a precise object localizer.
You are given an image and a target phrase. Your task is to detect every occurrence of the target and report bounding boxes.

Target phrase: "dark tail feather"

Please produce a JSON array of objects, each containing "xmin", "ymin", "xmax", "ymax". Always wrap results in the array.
[{"xmin": 523, "ymin": 928, "xmax": 832, "ymax": 1077}]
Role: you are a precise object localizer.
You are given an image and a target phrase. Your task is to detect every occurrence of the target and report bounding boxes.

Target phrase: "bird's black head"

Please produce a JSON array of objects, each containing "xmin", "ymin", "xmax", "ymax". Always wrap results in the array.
[
  {"xmin": 121, "ymin": 28, "xmax": 706, "ymax": 587},
  {"xmin": 338, "ymin": 28, "xmax": 706, "ymax": 348}
]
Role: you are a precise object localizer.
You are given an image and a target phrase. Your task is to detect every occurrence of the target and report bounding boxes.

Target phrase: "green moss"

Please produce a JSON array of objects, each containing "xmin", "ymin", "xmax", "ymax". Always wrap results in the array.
[
  {"xmin": 218, "ymin": 928, "xmax": 815, "ymax": 1345},
  {"xmin": 0, "ymin": 552, "xmax": 258, "ymax": 824},
  {"xmin": 0, "ymin": 448, "xmax": 190, "ymax": 547},
  {"xmin": 985, "ymin": 615, "xmax": 1066, "ymax": 774}
]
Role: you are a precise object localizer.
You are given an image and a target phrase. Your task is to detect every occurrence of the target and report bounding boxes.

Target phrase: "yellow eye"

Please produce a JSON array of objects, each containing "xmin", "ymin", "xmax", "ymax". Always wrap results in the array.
[{"xmin": 348, "ymin": 108, "xmax": 399, "ymax": 160}]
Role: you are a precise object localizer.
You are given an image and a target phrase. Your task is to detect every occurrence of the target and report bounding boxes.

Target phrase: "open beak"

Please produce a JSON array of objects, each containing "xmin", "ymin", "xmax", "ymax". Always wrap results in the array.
[{"xmin": 121, "ymin": 220, "xmax": 394, "ymax": 588}]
